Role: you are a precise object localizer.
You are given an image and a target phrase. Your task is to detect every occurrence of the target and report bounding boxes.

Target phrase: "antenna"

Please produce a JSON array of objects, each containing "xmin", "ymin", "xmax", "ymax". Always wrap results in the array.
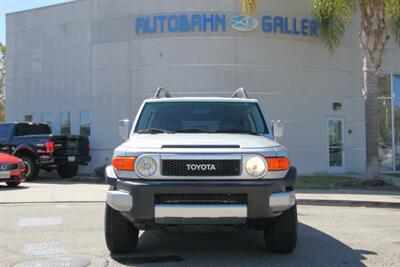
[
  {"xmin": 153, "ymin": 87, "xmax": 171, "ymax": 98},
  {"xmin": 231, "ymin": 88, "xmax": 249, "ymax": 99}
]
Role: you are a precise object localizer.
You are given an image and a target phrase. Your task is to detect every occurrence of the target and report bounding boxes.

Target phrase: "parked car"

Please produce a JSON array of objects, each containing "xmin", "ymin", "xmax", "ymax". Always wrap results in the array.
[
  {"xmin": 0, "ymin": 153, "xmax": 26, "ymax": 187},
  {"xmin": 0, "ymin": 123, "xmax": 91, "ymax": 180},
  {"xmin": 104, "ymin": 88, "xmax": 297, "ymax": 254}
]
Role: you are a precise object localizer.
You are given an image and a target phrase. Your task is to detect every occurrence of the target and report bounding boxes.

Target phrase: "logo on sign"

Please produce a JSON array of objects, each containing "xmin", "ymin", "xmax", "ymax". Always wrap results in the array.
[{"xmin": 230, "ymin": 15, "xmax": 258, "ymax": 32}]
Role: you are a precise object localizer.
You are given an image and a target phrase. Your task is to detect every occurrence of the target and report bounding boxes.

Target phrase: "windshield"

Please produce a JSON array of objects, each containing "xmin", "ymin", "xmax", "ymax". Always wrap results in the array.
[{"xmin": 135, "ymin": 102, "xmax": 268, "ymax": 135}]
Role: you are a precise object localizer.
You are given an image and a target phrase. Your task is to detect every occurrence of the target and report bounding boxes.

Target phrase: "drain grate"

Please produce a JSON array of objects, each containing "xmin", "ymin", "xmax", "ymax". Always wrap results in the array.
[{"xmin": 112, "ymin": 255, "xmax": 184, "ymax": 265}]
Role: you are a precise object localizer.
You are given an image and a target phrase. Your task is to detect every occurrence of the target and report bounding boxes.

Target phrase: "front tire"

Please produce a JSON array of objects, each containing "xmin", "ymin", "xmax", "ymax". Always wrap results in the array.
[
  {"xmin": 105, "ymin": 203, "xmax": 139, "ymax": 254},
  {"xmin": 57, "ymin": 165, "xmax": 79, "ymax": 178},
  {"xmin": 22, "ymin": 156, "xmax": 39, "ymax": 181},
  {"xmin": 264, "ymin": 204, "xmax": 298, "ymax": 253},
  {"xmin": 6, "ymin": 181, "xmax": 21, "ymax": 187}
]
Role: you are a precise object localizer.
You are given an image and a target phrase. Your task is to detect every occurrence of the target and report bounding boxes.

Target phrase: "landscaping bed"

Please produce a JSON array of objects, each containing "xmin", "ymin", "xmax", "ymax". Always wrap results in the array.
[{"xmin": 296, "ymin": 176, "xmax": 400, "ymax": 191}]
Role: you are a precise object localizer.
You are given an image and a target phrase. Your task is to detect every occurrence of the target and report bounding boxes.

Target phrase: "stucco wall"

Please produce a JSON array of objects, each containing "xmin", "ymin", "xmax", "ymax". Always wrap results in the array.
[{"xmin": 6, "ymin": 0, "xmax": 400, "ymax": 174}]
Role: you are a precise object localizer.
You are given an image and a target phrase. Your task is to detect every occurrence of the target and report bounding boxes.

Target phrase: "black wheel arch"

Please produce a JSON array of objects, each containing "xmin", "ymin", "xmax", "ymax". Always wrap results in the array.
[{"xmin": 13, "ymin": 144, "xmax": 37, "ymax": 160}]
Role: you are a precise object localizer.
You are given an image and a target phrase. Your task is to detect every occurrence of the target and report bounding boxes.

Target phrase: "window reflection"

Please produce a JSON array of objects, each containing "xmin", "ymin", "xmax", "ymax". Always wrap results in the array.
[
  {"xmin": 378, "ymin": 99, "xmax": 393, "ymax": 171},
  {"xmin": 378, "ymin": 75, "xmax": 400, "ymax": 172},
  {"xmin": 328, "ymin": 120, "xmax": 343, "ymax": 167}
]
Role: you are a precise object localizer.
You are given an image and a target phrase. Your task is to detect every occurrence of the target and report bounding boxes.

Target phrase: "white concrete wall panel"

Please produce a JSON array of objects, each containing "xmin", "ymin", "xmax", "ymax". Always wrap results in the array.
[{"xmin": 92, "ymin": 41, "xmax": 130, "ymax": 70}]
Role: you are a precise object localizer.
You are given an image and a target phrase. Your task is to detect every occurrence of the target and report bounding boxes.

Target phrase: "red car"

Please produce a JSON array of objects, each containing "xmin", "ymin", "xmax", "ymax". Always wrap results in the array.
[{"xmin": 0, "ymin": 153, "xmax": 26, "ymax": 187}]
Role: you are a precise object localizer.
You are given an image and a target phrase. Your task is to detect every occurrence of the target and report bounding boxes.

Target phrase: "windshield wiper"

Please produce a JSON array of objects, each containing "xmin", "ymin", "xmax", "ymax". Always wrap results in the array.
[
  {"xmin": 215, "ymin": 130, "xmax": 261, "ymax": 136},
  {"xmin": 137, "ymin": 128, "xmax": 172, "ymax": 134},
  {"xmin": 176, "ymin": 128, "xmax": 210, "ymax": 133}
]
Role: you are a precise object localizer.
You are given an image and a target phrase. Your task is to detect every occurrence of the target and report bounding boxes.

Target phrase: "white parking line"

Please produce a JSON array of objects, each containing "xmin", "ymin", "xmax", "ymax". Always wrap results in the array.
[
  {"xmin": 17, "ymin": 217, "xmax": 62, "ymax": 227},
  {"xmin": 23, "ymin": 242, "xmax": 67, "ymax": 256}
]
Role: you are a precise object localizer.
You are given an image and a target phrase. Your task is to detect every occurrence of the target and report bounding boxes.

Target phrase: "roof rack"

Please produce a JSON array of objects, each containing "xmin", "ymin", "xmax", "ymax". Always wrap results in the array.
[
  {"xmin": 153, "ymin": 87, "xmax": 171, "ymax": 98},
  {"xmin": 231, "ymin": 88, "xmax": 249, "ymax": 99}
]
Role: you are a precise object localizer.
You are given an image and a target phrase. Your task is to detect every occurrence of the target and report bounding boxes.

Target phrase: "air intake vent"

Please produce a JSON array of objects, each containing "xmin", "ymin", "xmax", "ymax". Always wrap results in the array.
[{"xmin": 155, "ymin": 193, "xmax": 247, "ymax": 205}]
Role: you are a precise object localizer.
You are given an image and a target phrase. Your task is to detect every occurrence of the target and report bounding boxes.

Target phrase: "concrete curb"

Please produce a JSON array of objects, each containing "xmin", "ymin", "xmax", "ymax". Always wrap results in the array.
[{"xmin": 297, "ymin": 199, "xmax": 400, "ymax": 209}]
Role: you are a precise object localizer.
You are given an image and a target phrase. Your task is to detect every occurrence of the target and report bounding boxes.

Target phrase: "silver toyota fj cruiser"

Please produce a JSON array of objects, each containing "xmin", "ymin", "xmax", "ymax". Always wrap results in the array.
[{"xmin": 105, "ymin": 88, "xmax": 297, "ymax": 254}]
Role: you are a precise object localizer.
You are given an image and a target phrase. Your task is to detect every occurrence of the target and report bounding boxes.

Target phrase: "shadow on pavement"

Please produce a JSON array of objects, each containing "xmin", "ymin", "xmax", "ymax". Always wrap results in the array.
[
  {"xmin": 0, "ymin": 185, "xmax": 29, "ymax": 191},
  {"xmin": 111, "ymin": 223, "xmax": 375, "ymax": 267}
]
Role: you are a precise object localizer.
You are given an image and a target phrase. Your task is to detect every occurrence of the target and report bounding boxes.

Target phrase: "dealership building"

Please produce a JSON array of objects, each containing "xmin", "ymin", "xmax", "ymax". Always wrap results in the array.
[{"xmin": 5, "ymin": 0, "xmax": 400, "ymax": 175}]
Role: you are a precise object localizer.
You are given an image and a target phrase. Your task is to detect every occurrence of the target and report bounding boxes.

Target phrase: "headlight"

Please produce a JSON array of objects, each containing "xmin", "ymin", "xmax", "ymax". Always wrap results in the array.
[
  {"xmin": 245, "ymin": 156, "xmax": 267, "ymax": 177},
  {"xmin": 136, "ymin": 157, "xmax": 157, "ymax": 177}
]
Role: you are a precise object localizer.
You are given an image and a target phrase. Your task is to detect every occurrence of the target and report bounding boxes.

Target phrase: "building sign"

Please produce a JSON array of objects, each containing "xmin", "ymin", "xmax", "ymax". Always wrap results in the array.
[{"xmin": 135, "ymin": 13, "xmax": 319, "ymax": 37}]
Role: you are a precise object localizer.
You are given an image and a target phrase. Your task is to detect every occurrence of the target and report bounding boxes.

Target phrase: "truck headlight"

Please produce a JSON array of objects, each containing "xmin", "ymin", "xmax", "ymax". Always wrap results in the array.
[
  {"xmin": 245, "ymin": 156, "xmax": 267, "ymax": 177},
  {"xmin": 136, "ymin": 157, "xmax": 157, "ymax": 177}
]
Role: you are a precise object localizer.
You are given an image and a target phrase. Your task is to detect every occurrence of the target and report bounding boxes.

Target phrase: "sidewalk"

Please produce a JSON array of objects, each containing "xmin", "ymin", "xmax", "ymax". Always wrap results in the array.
[
  {"xmin": 1, "ymin": 180, "xmax": 400, "ymax": 208},
  {"xmin": 296, "ymin": 189, "xmax": 400, "ymax": 208}
]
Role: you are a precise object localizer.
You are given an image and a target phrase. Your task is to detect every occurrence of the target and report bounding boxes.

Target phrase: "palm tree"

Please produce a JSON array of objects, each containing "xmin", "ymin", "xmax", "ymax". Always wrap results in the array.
[
  {"xmin": 241, "ymin": 0, "xmax": 257, "ymax": 16},
  {"xmin": 312, "ymin": 0, "xmax": 399, "ymax": 180},
  {"xmin": 241, "ymin": 0, "xmax": 400, "ymax": 179}
]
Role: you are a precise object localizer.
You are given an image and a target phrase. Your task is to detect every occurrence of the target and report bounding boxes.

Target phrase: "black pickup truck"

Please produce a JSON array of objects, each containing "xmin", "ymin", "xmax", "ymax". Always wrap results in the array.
[{"xmin": 0, "ymin": 122, "xmax": 91, "ymax": 180}]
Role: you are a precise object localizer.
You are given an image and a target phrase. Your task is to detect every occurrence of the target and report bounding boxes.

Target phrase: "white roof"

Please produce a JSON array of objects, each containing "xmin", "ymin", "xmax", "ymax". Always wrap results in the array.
[{"xmin": 144, "ymin": 97, "xmax": 259, "ymax": 103}]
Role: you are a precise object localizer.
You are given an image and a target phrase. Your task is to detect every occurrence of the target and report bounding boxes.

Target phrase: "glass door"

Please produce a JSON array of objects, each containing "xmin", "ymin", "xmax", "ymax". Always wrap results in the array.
[
  {"xmin": 327, "ymin": 118, "xmax": 345, "ymax": 173},
  {"xmin": 392, "ymin": 75, "xmax": 400, "ymax": 170},
  {"xmin": 378, "ymin": 74, "xmax": 400, "ymax": 172}
]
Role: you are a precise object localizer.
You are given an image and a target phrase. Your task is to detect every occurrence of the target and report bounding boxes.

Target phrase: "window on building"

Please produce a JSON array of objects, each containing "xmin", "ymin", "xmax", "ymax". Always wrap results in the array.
[
  {"xmin": 60, "ymin": 112, "xmax": 71, "ymax": 135},
  {"xmin": 80, "ymin": 111, "xmax": 91, "ymax": 136},
  {"xmin": 24, "ymin": 115, "xmax": 33, "ymax": 122},
  {"xmin": 393, "ymin": 75, "xmax": 400, "ymax": 171},
  {"xmin": 378, "ymin": 74, "xmax": 400, "ymax": 172},
  {"xmin": 41, "ymin": 113, "xmax": 53, "ymax": 130}
]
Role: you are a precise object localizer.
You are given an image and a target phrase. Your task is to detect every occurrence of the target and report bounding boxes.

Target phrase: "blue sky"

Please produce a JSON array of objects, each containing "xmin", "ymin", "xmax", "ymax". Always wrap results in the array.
[{"xmin": 0, "ymin": 0, "xmax": 72, "ymax": 44}]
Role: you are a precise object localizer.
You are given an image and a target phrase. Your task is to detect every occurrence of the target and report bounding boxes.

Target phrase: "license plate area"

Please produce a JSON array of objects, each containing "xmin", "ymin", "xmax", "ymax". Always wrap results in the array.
[
  {"xmin": 154, "ymin": 204, "xmax": 247, "ymax": 224},
  {"xmin": 0, "ymin": 171, "xmax": 11, "ymax": 179},
  {"xmin": 68, "ymin": 156, "xmax": 76, "ymax": 162}
]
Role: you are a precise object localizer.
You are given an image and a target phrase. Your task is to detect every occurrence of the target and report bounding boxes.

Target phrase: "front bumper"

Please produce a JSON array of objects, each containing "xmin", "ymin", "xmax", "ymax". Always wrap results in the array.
[
  {"xmin": 106, "ymin": 166, "xmax": 297, "ymax": 227},
  {"xmin": 0, "ymin": 168, "xmax": 25, "ymax": 183}
]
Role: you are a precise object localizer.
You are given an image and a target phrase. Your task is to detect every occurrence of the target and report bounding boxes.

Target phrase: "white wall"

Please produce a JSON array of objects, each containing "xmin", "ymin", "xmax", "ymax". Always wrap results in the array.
[{"xmin": 6, "ymin": 0, "xmax": 400, "ymax": 174}]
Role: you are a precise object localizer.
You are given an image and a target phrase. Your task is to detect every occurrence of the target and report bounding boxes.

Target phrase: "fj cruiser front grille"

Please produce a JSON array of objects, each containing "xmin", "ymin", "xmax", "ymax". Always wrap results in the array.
[
  {"xmin": 161, "ymin": 160, "xmax": 241, "ymax": 176},
  {"xmin": 155, "ymin": 193, "xmax": 247, "ymax": 205}
]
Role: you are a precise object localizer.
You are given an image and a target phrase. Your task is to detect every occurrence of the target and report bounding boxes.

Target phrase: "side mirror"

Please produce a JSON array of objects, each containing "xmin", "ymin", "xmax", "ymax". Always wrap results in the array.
[
  {"xmin": 118, "ymin": 119, "xmax": 131, "ymax": 140},
  {"xmin": 272, "ymin": 120, "xmax": 284, "ymax": 142}
]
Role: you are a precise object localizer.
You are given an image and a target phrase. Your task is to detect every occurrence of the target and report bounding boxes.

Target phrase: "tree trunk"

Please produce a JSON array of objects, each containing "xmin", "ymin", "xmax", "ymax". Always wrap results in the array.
[
  {"xmin": 359, "ymin": 0, "xmax": 390, "ymax": 180},
  {"xmin": 363, "ymin": 71, "xmax": 380, "ymax": 179}
]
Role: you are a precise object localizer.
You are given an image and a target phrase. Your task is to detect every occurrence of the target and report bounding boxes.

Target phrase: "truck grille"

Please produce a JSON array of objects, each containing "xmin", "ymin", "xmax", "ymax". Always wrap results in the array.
[
  {"xmin": 155, "ymin": 193, "xmax": 247, "ymax": 205},
  {"xmin": 161, "ymin": 160, "xmax": 241, "ymax": 177}
]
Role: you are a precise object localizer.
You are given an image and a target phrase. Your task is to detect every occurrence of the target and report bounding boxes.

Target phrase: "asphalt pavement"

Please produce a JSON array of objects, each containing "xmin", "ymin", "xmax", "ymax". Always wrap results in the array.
[
  {"xmin": 1, "ymin": 203, "xmax": 399, "ymax": 267},
  {"xmin": 1, "ymin": 178, "xmax": 400, "ymax": 266}
]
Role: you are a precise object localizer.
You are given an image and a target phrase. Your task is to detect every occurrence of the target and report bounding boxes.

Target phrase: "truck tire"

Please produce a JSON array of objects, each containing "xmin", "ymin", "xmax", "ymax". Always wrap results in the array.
[
  {"xmin": 264, "ymin": 204, "xmax": 298, "ymax": 253},
  {"xmin": 105, "ymin": 203, "xmax": 139, "ymax": 254},
  {"xmin": 22, "ymin": 156, "xmax": 39, "ymax": 181},
  {"xmin": 6, "ymin": 181, "xmax": 21, "ymax": 187},
  {"xmin": 57, "ymin": 165, "xmax": 79, "ymax": 178}
]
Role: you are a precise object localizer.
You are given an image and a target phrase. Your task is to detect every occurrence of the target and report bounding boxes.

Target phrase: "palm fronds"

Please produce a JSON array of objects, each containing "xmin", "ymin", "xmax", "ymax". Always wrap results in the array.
[
  {"xmin": 311, "ymin": 0, "xmax": 359, "ymax": 52},
  {"xmin": 241, "ymin": 0, "xmax": 256, "ymax": 16},
  {"xmin": 386, "ymin": 0, "xmax": 400, "ymax": 44}
]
